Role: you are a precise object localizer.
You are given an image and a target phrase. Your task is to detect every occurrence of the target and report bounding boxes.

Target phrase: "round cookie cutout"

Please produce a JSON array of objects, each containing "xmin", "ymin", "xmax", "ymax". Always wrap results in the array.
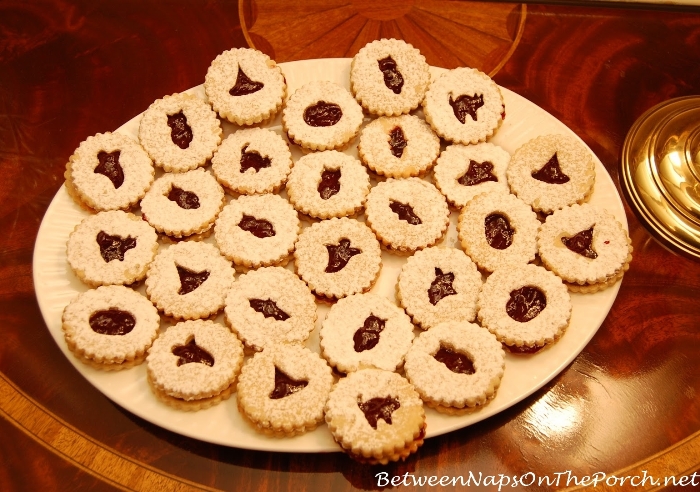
[
  {"xmin": 422, "ymin": 67, "xmax": 504, "ymax": 145},
  {"xmin": 350, "ymin": 38, "xmax": 430, "ymax": 116},
  {"xmin": 325, "ymin": 368, "xmax": 426, "ymax": 465},
  {"xmin": 457, "ymin": 191, "xmax": 539, "ymax": 273},
  {"xmin": 403, "ymin": 321, "xmax": 505, "ymax": 413},
  {"xmin": 138, "ymin": 93, "xmax": 222, "ymax": 173},
  {"xmin": 365, "ymin": 178, "xmax": 450, "ymax": 254},
  {"xmin": 140, "ymin": 168, "xmax": 225, "ymax": 238},
  {"xmin": 211, "ymin": 127, "xmax": 292, "ymax": 195},
  {"xmin": 65, "ymin": 132, "xmax": 155, "ymax": 212},
  {"xmin": 397, "ymin": 246, "xmax": 483, "ymax": 330},
  {"xmin": 66, "ymin": 210, "xmax": 159, "ymax": 287},
  {"xmin": 62, "ymin": 285, "xmax": 160, "ymax": 370},
  {"xmin": 224, "ymin": 266, "xmax": 317, "ymax": 351},
  {"xmin": 145, "ymin": 240, "xmax": 235, "ymax": 320},
  {"xmin": 433, "ymin": 142, "xmax": 511, "ymax": 208},
  {"xmin": 319, "ymin": 293, "xmax": 415, "ymax": 374},
  {"xmin": 146, "ymin": 319, "xmax": 244, "ymax": 410},
  {"xmin": 477, "ymin": 263, "xmax": 572, "ymax": 352},
  {"xmin": 282, "ymin": 81, "xmax": 364, "ymax": 151},
  {"xmin": 236, "ymin": 344, "xmax": 334, "ymax": 437},
  {"xmin": 293, "ymin": 217, "xmax": 382, "ymax": 300},
  {"xmin": 204, "ymin": 47, "xmax": 286, "ymax": 126},
  {"xmin": 286, "ymin": 150, "xmax": 370, "ymax": 219},
  {"xmin": 214, "ymin": 193, "xmax": 300, "ymax": 269},
  {"xmin": 357, "ymin": 115, "xmax": 440, "ymax": 178},
  {"xmin": 537, "ymin": 203, "xmax": 632, "ymax": 292},
  {"xmin": 507, "ymin": 134, "xmax": 596, "ymax": 214}
]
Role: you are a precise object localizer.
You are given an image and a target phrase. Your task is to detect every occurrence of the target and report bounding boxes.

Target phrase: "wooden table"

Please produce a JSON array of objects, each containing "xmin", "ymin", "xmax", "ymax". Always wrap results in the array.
[{"xmin": 2, "ymin": 1, "xmax": 700, "ymax": 490}]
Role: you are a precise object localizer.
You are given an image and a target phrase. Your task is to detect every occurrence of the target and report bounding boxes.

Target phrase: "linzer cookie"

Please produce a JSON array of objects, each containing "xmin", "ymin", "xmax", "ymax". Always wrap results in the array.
[
  {"xmin": 66, "ymin": 210, "xmax": 158, "ymax": 287},
  {"xmin": 64, "ymin": 132, "xmax": 155, "ymax": 211},
  {"xmin": 507, "ymin": 134, "xmax": 595, "ymax": 214},
  {"xmin": 140, "ymin": 168, "xmax": 225, "ymax": 238},
  {"xmin": 146, "ymin": 319, "xmax": 244, "ymax": 411},
  {"xmin": 145, "ymin": 240, "xmax": 235, "ymax": 320},
  {"xmin": 350, "ymin": 38, "xmax": 430, "ymax": 116},
  {"xmin": 433, "ymin": 142, "xmax": 510, "ymax": 208},
  {"xmin": 204, "ymin": 47, "xmax": 286, "ymax": 126},
  {"xmin": 396, "ymin": 246, "xmax": 482, "ymax": 330},
  {"xmin": 224, "ymin": 266, "xmax": 317, "ymax": 351},
  {"xmin": 286, "ymin": 150, "xmax": 370, "ymax": 219},
  {"xmin": 422, "ymin": 67, "xmax": 504, "ymax": 145},
  {"xmin": 282, "ymin": 81, "xmax": 363, "ymax": 151},
  {"xmin": 215, "ymin": 193, "xmax": 300, "ymax": 269},
  {"xmin": 211, "ymin": 127, "xmax": 292, "ymax": 195},
  {"xmin": 293, "ymin": 217, "xmax": 382, "ymax": 301},
  {"xmin": 357, "ymin": 115, "xmax": 440, "ymax": 178},
  {"xmin": 62, "ymin": 285, "xmax": 160, "ymax": 370},
  {"xmin": 477, "ymin": 263, "xmax": 571, "ymax": 352},
  {"xmin": 403, "ymin": 321, "xmax": 505, "ymax": 414},
  {"xmin": 537, "ymin": 203, "xmax": 632, "ymax": 293},
  {"xmin": 138, "ymin": 92, "xmax": 222, "ymax": 173},
  {"xmin": 364, "ymin": 178, "xmax": 450, "ymax": 254},
  {"xmin": 319, "ymin": 293, "xmax": 414, "ymax": 374},
  {"xmin": 457, "ymin": 191, "xmax": 539, "ymax": 272},
  {"xmin": 236, "ymin": 344, "xmax": 334, "ymax": 437},
  {"xmin": 325, "ymin": 368, "xmax": 426, "ymax": 464}
]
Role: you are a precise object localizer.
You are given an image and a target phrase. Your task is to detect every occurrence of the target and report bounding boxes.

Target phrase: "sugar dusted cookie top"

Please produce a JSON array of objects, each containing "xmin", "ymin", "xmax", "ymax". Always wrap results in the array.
[
  {"xmin": 507, "ymin": 134, "xmax": 595, "ymax": 214},
  {"xmin": 350, "ymin": 38, "xmax": 430, "ymax": 116},
  {"xmin": 422, "ymin": 67, "xmax": 504, "ymax": 145},
  {"xmin": 204, "ymin": 48, "xmax": 286, "ymax": 126},
  {"xmin": 65, "ymin": 132, "xmax": 154, "ymax": 211},
  {"xmin": 138, "ymin": 93, "xmax": 222, "ymax": 173},
  {"xmin": 283, "ymin": 81, "xmax": 364, "ymax": 151}
]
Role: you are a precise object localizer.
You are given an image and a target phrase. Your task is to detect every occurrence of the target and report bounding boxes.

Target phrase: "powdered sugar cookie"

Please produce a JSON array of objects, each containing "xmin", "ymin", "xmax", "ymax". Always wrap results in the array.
[
  {"xmin": 64, "ymin": 132, "xmax": 155, "ymax": 212},
  {"xmin": 350, "ymin": 38, "xmax": 430, "ymax": 116},
  {"xmin": 204, "ymin": 48, "xmax": 286, "ymax": 126},
  {"xmin": 319, "ymin": 293, "xmax": 415, "ymax": 374},
  {"xmin": 357, "ymin": 115, "xmax": 440, "ymax": 178},
  {"xmin": 138, "ymin": 92, "xmax": 222, "ymax": 173}
]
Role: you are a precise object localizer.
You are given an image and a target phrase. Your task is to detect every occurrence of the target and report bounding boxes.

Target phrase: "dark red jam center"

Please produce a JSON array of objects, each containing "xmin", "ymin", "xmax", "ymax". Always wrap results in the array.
[
  {"xmin": 172, "ymin": 337, "xmax": 214, "ymax": 367},
  {"xmin": 95, "ymin": 150, "xmax": 124, "ymax": 189},
  {"xmin": 325, "ymin": 238, "xmax": 361, "ymax": 273},
  {"xmin": 458, "ymin": 160, "xmax": 497, "ymax": 186},
  {"xmin": 484, "ymin": 213, "xmax": 513, "ymax": 250},
  {"xmin": 318, "ymin": 168, "xmax": 341, "ymax": 200},
  {"xmin": 434, "ymin": 346, "xmax": 475, "ymax": 375},
  {"xmin": 167, "ymin": 186, "xmax": 200, "ymax": 210},
  {"xmin": 166, "ymin": 111, "xmax": 193, "ymax": 150},
  {"xmin": 229, "ymin": 67, "xmax": 265, "ymax": 96},
  {"xmin": 377, "ymin": 55, "xmax": 404, "ymax": 94},
  {"xmin": 428, "ymin": 267, "xmax": 457, "ymax": 305},
  {"xmin": 506, "ymin": 286, "xmax": 547, "ymax": 322},
  {"xmin": 269, "ymin": 367, "xmax": 308, "ymax": 399},
  {"xmin": 249, "ymin": 298, "xmax": 290, "ymax": 321},
  {"xmin": 532, "ymin": 153, "xmax": 570, "ymax": 184},
  {"xmin": 449, "ymin": 93, "xmax": 484, "ymax": 123},
  {"xmin": 88, "ymin": 309, "xmax": 135, "ymax": 336},
  {"xmin": 389, "ymin": 200, "xmax": 422, "ymax": 225},
  {"xmin": 238, "ymin": 215, "xmax": 275, "ymax": 238},
  {"xmin": 240, "ymin": 144, "xmax": 272, "ymax": 173},
  {"xmin": 353, "ymin": 314, "xmax": 386, "ymax": 353},
  {"xmin": 388, "ymin": 126, "xmax": 407, "ymax": 158},
  {"xmin": 358, "ymin": 396, "xmax": 401, "ymax": 429},
  {"xmin": 96, "ymin": 231, "xmax": 136, "ymax": 262},
  {"xmin": 561, "ymin": 227, "xmax": 598, "ymax": 259},
  {"xmin": 303, "ymin": 101, "xmax": 342, "ymax": 127},
  {"xmin": 176, "ymin": 265, "xmax": 210, "ymax": 295}
]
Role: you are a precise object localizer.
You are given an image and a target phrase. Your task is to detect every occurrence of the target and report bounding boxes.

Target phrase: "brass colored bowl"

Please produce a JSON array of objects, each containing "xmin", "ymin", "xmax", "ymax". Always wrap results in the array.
[{"xmin": 621, "ymin": 96, "xmax": 700, "ymax": 260}]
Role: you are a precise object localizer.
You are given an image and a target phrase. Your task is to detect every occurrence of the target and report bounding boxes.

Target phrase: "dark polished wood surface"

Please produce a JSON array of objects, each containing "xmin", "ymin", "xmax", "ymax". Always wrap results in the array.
[{"xmin": 2, "ymin": 1, "xmax": 700, "ymax": 490}]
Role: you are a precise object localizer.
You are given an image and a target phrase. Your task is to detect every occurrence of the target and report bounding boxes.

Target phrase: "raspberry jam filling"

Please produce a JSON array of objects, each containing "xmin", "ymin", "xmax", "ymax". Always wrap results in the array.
[
  {"xmin": 484, "ymin": 213, "xmax": 513, "ymax": 250},
  {"xmin": 304, "ymin": 101, "xmax": 342, "ymax": 127},
  {"xmin": 532, "ymin": 153, "xmax": 570, "ymax": 184},
  {"xmin": 449, "ymin": 93, "xmax": 484, "ymax": 123},
  {"xmin": 390, "ymin": 200, "xmax": 422, "ymax": 225},
  {"xmin": 166, "ymin": 111, "xmax": 193, "ymax": 150},
  {"xmin": 458, "ymin": 160, "xmax": 497, "ymax": 186},
  {"xmin": 388, "ymin": 126, "xmax": 407, "ymax": 158},
  {"xmin": 561, "ymin": 227, "xmax": 597, "ymax": 259},
  {"xmin": 506, "ymin": 286, "xmax": 546, "ymax": 322},
  {"xmin": 240, "ymin": 144, "xmax": 271, "ymax": 173},
  {"xmin": 428, "ymin": 267, "xmax": 457, "ymax": 305},
  {"xmin": 249, "ymin": 298, "xmax": 289, "ymax": 321},
  {"xmin": 353, "ymin": 314, "xmax": 386, "ymax": 352},
  {"xmin": 89, "ymin": 309, "xmax": 135, "ymax": 336},
  {"xmin": 167, "ymin": 186, "xmax": 200, "ymax": 210},
  {"xmin": 325, "ymin": 238, "xmax": 361, "ymax": 273},
  {"xmin": 378, "ymin": 55, "xmax": 404, "ymax": 95},
  {"xmin": 176, "ymin": 265, "xmax": 210, "ymax": 295},
  {"xmin": 229, "ymin": 67, "xmax": 264, "ymax": 96},
  {"xmin": 96, "ymin": 231, "xmax": 136, "ymax": 262},
  {"xmin": 358, "ymin": 396, "xmax": 401, "ymax": 429},
  {"xmin": 318, "ymin": 168, "xmax": 341, "ymax": 200},
  {"xmin": 270, "ymin": 367, "xmax": 308, "ymax": 399},
  {"xmin": 94, "ymin": 150, "xmax": 124, "ymax": 189},
  {"xmin": 238, "ymin": 215, "xmax": 275, "ymax": 238},
  {"xmin": 172, "ymin": 337, "xmax": 214, "ymax": 367},
  {"xmin": 433, "ymin": 345, "xmax": 475, "ymax": 375}
]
